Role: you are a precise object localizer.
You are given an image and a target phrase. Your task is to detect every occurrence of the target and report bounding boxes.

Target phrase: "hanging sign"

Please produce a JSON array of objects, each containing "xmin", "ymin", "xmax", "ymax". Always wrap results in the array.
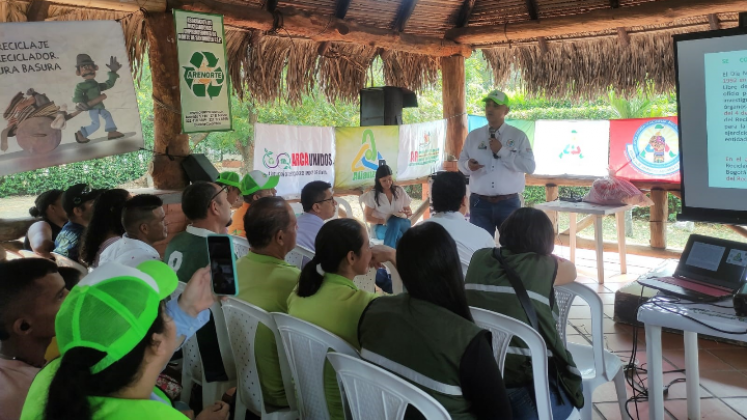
[{"xmin": 174, "ymin": 10, "xmax": 232, "ymax": 133}]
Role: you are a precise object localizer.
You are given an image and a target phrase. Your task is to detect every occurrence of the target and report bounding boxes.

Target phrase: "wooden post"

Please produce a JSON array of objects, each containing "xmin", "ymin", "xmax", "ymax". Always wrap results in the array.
[
  {"xmin": 422, "ymin": 181, "xmax": 431, "ymax": 220},
  {"xmin": 650, "ymin": 189, "xmax": 668, "ymax": 249},
  {"xmin": 146, "ymin": 12, "xmax": 190, "ymax": 190},
  {"xmin": 442, "ymin": 56, "xmax": 468, "ymax": 162},
  {"xmin": 545, "ymin": 184, "xmax": 559, "ymax": 234}
]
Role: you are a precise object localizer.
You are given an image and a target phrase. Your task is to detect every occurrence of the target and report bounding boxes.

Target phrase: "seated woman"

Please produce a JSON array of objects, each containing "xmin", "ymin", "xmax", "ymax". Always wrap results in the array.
[
  {"xmin": 358, "ymin": 223, "xmax": 512, "ymax": 420},
  {"xmin": 20, "ymin": 261, "xmax": 229, "ymax": 420},
  {"xmin": 361, "ymin": 164, "xmax": 412, "ymax": 248},
  {"xmin": 79, "ymin": 189, "xmax": 131, "ymax": 268},
  {"xmin": 465, "ymin": 208, "xmax": 583, "ymax": 420},
  {"xmin": 287, "ymin": 218, "xmax": 393, "ymax": 420},
  {"xmin": 25, "ymin": 189, "xmax": 67, "ymax": 258}
]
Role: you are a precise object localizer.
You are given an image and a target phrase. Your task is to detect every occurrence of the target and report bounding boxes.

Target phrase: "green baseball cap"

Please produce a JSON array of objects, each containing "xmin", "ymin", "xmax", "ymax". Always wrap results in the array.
[
  {"xmin": 54, "ymin": 260, "xmax": 178, "ymax": 374},
  {"xmin": 216, "ymin": 171, "xmax": 241, "ymax": 189},
  {"xmin": 482, "ymin": 90, "xmax": 510, "ymax": 106},
  {"xmin": 240, "ymin": 170, "xmax": 280, "ymax": 196}
]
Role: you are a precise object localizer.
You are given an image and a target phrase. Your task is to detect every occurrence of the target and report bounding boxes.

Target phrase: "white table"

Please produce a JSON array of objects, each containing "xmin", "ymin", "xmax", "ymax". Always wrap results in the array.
[
  {"xmin": 534, "ymin": 201, "xmax": 632, "ymax": 283},
  {"xmin": 637, "ymin": 296, "xmax": 747, "ymax": 420}
]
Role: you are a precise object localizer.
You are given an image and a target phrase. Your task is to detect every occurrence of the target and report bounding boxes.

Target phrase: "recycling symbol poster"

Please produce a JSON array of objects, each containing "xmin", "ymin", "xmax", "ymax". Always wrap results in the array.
[{"xmin": 174, "ymin": 10, "xmax": 232, "ymax": 133}]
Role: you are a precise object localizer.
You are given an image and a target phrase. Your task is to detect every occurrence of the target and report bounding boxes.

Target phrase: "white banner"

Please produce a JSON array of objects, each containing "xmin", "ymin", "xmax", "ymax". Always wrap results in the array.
[
  {"xmin": 0, "ymin": 21, "xmax": 143, "ymax": 176},
  {"xmin": 397, "ymin": 119, "xmax": 446, "ymax": 181},
  {"xmin": 254, "ymin": 123, "xmax": 335, "ymax": 196},
  {"xmin": 533, "ymin": 120, "xmax": 610, "ymax": 177}
]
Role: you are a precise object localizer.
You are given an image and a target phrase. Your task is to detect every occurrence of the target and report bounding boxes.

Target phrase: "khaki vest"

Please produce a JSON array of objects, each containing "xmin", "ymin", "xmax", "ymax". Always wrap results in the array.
[{"xmin": 358, "ymin": 295, "xmax": 486, "ymax": 420}]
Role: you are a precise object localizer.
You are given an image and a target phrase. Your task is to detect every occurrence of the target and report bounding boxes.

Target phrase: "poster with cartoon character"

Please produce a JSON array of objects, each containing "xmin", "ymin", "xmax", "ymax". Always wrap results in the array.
[
  {"xmin": 0, "ymin": 21, "xmax": 143, "ymax": 176},
  {"xmin": 608, "ymin": 117, "xmax": 680, "ymax": 183}
]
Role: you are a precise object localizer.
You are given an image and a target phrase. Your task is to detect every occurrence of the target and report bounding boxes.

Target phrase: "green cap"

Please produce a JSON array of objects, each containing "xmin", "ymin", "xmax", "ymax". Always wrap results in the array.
[
  {"xmin": 482, "ymin": 90, "xmax": 510, "ymax": 106},
  {"xmin": 55, "ymin": 260, "xmax": 178, "ymax": 374},
  {"xmin": 240, "ymin": 170, "xmax": 280, "ymax": 196},
  {"xmin": 216, "ymin": 171, "xmax": 241, "ymax": 189}
]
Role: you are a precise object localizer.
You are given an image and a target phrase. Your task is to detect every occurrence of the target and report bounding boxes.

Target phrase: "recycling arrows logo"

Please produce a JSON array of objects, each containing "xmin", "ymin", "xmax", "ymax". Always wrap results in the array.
[{"xmin": 183, "ymin": 52, "xmax": 225, "ymax": 99}]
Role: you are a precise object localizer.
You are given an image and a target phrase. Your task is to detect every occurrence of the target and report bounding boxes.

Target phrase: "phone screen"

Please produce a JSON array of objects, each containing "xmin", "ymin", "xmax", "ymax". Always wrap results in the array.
[{"xmin": 207, "ymin": 235, "xmax": 238, "ymax": 296}]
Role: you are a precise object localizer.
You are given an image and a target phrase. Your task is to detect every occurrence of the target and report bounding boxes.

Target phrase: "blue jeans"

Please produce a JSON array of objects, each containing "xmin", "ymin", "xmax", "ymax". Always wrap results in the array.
[
  {"xmin": 505, "ymin": 375, "xmax": 576, "ymax": 420},
  {"xmin": 374, "ymin": 216, "xmax": 411, "ymax": 248},
  {"xmin": 469, "ymin": 194, "xmax": 521, "ymax": 238},
  {"xmin": 81, "ymin": 108, "xmax": 117, "ymax": 137}
]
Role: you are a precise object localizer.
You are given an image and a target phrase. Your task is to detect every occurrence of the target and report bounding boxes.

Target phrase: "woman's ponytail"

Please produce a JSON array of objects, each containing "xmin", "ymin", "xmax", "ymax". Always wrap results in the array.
[
  {"xmin": 45, "ymin": 348, "xmax": 101, "ymax": 420},
  {"xmin": 297, "ymin": 256, "xmax": 326, "ymax": 297}
]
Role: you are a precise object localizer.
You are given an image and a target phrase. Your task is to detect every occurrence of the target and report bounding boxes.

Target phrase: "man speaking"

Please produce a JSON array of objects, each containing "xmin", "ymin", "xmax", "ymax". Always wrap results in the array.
[{"xmin": 458, "ymin": 90, "xmax": 536, "ymax": 237}]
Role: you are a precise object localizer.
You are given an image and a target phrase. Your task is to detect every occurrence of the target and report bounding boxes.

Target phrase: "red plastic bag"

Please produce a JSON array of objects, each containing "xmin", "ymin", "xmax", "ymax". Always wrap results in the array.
[{"xmin": 583, "ymin": 169, "xmax": 653, "ymax": 206}]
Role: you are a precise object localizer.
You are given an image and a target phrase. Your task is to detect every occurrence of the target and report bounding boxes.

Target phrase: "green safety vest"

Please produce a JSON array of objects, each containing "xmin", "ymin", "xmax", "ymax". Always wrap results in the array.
[
  {"xmin": 21, "ymin": 358, "xmax": 188, "ymax": 420},
  {"xmin": 465, "ymin": 248, "xmax": 584, "ymax": 409},
  {"xmin": 358, "ymin": 294, "xmax": 487, "ymax": 420}
]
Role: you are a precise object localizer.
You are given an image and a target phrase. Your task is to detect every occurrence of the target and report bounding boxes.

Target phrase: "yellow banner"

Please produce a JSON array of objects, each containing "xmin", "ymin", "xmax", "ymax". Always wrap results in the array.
[{"xmin": 334, "ymin": 126, "xmax": 399, "ymax": 190}]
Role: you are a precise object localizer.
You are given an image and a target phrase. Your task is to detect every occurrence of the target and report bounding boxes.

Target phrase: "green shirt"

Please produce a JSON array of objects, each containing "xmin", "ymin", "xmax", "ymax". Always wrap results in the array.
[
  {"xmin": 287, "ymin": 273, "xmax": 377, "ymax": 420},
  {"xmin": 21, "ymin": 359, "xmax": 187, "ymax": 420},
  {"xmin": 72, "ymin": 72, "xmax": 119, "ymax": 110},
  {"xmin": 236, "ymin": 251, "xmax": 300, "ymax": 408},
  {"xmin": 164, "ymin": 226, "xmax": 212, "ymax": 283}
]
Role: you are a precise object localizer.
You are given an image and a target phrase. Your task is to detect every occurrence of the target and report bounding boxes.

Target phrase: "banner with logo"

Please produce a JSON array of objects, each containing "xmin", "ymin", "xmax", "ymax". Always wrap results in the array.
[
  {"xmin": 253, "ymin": 123, "xmax": 335, "ymax": 196},
  {"xmin": 609, "ymin": 117, "xmax": 680, "ymax": 182},
  {"xmin": 397, "ymin": 119, "xmax": 446, "ymax": 181},
  {"xmin": 174, "ymin": 10, "xmax": 231, "ymax": 133},
  {"xmin": 467, "ymin": 115, "xmax": 536, "ymax": 146},
  {"xmin": 533, "ymin": 120, "xmax": 610, "ymax": 176},
  {"xmin": 0, "ymin": 21, "xmax": 144, "ymax": 176},
  {"xmin": 334, "ymin": 126, "xmax": 399, "ymax": 190}
]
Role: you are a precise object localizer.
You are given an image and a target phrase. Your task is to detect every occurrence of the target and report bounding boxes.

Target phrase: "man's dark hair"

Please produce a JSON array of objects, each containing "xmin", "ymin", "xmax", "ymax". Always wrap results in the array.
[
  {"xmin": 182, "ymin": 181, "xmax": 219, "ymax": 221},
  {"xmin": 0, "ymin": 258, "xmax": 58, "ymax": 340},
  {"xmin": 244, "ymin": 197, "xmax": 291, "ymax": 248},
  {"xmin": 122, "ymin": 194, "xmax": 163, "ymax": 235},
  {"xmin": 301, "ymin": 181, "xmax": 332, "ymax": 212},
  {"xmin": 57, "ymin": 267, "xmax": 82, "ymax": 291},
  {"xmin": 243, "ymin": 192, "xmax": 258, "ymax": 203},
  {"xmin": 431, "ymin": 172, "xmax": 467, "ymax": 213},
  {"xmin": 499, "ymin": 207, "xmax": 555, "ymax": 255}
]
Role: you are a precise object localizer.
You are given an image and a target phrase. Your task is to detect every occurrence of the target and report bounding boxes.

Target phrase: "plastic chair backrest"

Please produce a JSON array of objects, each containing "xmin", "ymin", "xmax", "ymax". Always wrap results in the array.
[
  {"xmin": 51, "ymin": 252, "xmax": 87, "ymax": 276},
  {"xmin": 210, "ymin": 302, "xmax": 237, "ymax": 382},
  {"xmin": 353, "ymin": 267, "xmax": 377, "ymax": 293},
  {"xmin": 327, "ymin": 353, "xmax": 451, "ymax": 420},
  {"xmin": 469, "ymin": 307, "xmax": 553, "ymax": 420},
  {"xmin": 231, "ymin": 235, "xmax": 250, "ymax": 259},
  {"xmin": 222, "ymin": 298, "xmax": 298, "ymax": 416},
  {"xmin": 555, "ymin": 282, "xmax": 606, "ymax": 377},
  {"xmin": 336, "ymin": 199, "xmax": 354, "ymax": 219},
  {"xmin": 272, "ymin": 313, "xmax": 360, "ymax": 420},
  {"xmin": 285, "ymin": 245, "xmax": 315, "ymax": 270},
  {"xmin": 173, "ymin": 282, "xmax": 203, "ymax": 380},
  {"xmin": 357, "ymin": 195, "xmax": 378, "ymax": 238}
]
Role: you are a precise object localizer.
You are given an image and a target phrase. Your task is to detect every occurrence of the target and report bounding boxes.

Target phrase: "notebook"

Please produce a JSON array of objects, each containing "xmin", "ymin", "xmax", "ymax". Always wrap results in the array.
[{"xmin": 638, "ymin": 234, "xmax": 747, "ymax": 301}]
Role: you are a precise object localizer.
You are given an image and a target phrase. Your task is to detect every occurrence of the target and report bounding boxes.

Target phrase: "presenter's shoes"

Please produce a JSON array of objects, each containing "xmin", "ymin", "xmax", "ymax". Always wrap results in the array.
[
  {"xmin": 107, "ymin": 131, "xmax": 124, "ymax": 140},
  {"xmin": 75, "ymin": 131, "xmax": 90, "ymax": 144}
]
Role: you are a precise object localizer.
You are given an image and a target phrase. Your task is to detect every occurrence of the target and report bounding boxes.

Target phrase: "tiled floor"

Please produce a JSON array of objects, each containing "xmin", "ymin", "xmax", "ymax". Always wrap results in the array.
[{"xmin": 555, "ymin": 246, "xmax": 747, "ymax": 420}]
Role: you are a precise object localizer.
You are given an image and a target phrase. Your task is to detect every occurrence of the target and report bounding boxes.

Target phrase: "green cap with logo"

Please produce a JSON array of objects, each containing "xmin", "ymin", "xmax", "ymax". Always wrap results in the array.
[
  {"xmin": 54, "ymin": 260, "xmax": 178, "ymax": 374},
  {"xmin": 240, "ymin": 170, "xmax": 280, "ymax": 196},
  {"xmin": 482, "ymin": 90, "xmax": 511, "ymax": 107},
  {"xmin": 216, "ymin": 171, "xmax": 241, "ymax": 189}
]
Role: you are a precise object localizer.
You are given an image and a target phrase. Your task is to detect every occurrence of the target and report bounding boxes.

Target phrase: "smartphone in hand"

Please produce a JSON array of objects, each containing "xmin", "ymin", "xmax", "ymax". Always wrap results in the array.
[{"xmin": 207, "ymin": 234, "xmax": 239, "ymax": 296}]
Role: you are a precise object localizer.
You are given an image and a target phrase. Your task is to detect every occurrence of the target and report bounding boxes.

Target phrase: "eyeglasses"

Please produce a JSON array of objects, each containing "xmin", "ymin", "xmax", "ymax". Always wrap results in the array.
[
  {"xmin": 210, "ymin": 185, "xmax": 228, "ymax": 204},
  {"xmin": 315, "ymin": 197, "xmax": 336, "ymax": 205}
]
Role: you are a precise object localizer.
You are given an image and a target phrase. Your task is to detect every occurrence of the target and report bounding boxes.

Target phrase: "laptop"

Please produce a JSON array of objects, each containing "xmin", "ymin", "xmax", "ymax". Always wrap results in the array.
[{"xmin": 638, "ymin": 234, "xmax": 747, "ymax": 301}]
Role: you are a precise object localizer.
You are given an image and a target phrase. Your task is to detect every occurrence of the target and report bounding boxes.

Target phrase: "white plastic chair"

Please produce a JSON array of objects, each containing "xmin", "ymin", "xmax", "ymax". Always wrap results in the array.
[
  {"xmin": 221, "ymin": 298, "xmax": 298, "ymax": 420},
  {"xmin": 353, "ymin": 267, "xmax": 377, "ymax": 293},
  {"xmin": 357, "ymin": 195, "xmax": 384, "ymax": 245},
  {"xmin": 231, "ymin": 235, "xmax": 250, "ymax": 258},
  {"xmin": 555, "ymin": 283, "xmax": 627, "ymax": 420},
  {"xmin": 285, "ymin": 245, "xmax": 315, "ymax": 270},
  {"xmin": 327, "ymin": 353, "xmax": 451, "ymax": 420},
  {"xmin": 273, "ymin": 313, "xmax": 360, "ymax": 420},
  {"xmin": 336, "ymin": 198, "xmax": 354, "ymax": 219}
]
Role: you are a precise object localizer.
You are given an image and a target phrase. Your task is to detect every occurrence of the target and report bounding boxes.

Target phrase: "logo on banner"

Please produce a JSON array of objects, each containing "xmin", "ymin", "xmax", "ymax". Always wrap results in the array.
[
  {"xmin": 559, "ymin": 129, "xmax": 584, "ymax": 159},
  {"xmin": 263, "ymin": 149, "xmax": 292, "ymax": 170},
  {"xmin": 409, "ymin": 131, "xmax": 440, "ymax": 166},
  {"xmin": 263, "ymin": 149, "xmax": 334, "ymax": 171},
  {"xmin": 183, "ymin": 52, "xmax": 225, "ymax": 99},
  {"xmin": 624, "ymin": 120, "xmax": 679, "ymax": 176},
  {"xmin": 351, "ymin": 129, "xmax": 383, "ymax": 181}
]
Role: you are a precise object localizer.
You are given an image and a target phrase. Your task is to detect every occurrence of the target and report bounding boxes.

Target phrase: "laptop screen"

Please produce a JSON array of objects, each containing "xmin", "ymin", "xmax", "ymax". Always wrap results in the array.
[{"xmin": 677, "ymin": 234, "xmax": 747, "ymax": 288}]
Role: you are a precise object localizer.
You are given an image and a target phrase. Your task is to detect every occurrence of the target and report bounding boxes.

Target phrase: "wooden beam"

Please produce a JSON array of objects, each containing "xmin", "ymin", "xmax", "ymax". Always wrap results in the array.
[
  {"xmin": 525, "ymin": 0, "xmax": 540, "ymax": 21},
  {"xmin": 445, "ymin": 0, "xmax": 747, "ymax": 45},
  {"xmin": 442, "ymin": 56, "xmax": 468, "ymax": 160},
  {"xmin": 609, "ymin": 0, "xmax": 620, "ymax": 8},
  {"xmin": 555, "ymin": 233, "xmax": 682, "ymax": 259},
  {"xmin": 176, "ymin": 1, "xmax": 472, "ymax": 57},
  {"xmin": 47, "ymin": 0, "xmax": 165, "ymax": 12},
  {"xmin": 456, "ymin": 0, "xmax": 477, "ymax": 27},
  {"xmin": 335, "ymin": 0, "xmax": 353, "ymax": 18},
  {"xmin": 727, "ymin": 225, "xmax": 747, "ymax": 239},
  {"xmin": 393, "ymin": 0, "xmax": 419, "ymax": 32},
  {"xmin": 708, "ymin": 14, "xmax": 721, "ymax": 30},
  {"xmin": 0, "ymin": 218, "xmax": 37, "ymax": 242},
  {"xmin": 650, "ymin": 189, "xmax": 668, "ymax": 249},
  {"xmin": 26, "ymin": 0, "xmax": 51, "ymax": 21},
  {"xmin": 559, "ymin": 214, "xmax": 595, "ymax": 235}
]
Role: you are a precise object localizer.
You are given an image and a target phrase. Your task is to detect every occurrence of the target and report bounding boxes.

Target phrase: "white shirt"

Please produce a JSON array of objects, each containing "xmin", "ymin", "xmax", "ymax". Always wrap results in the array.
[
  {"xmin": 417, "ymin": 212, "xmax": 496, "ymax": 276},
  {"xmin": 361, "ymin": 186, "xmax": 412, "ymax": 221},
  {"xmin": 458, "ymin": 123, "xmax": 536, "ymax": 196},
  {"xmin": 98, "ymin": 234, "xmax": 160, "ymax": 267}
]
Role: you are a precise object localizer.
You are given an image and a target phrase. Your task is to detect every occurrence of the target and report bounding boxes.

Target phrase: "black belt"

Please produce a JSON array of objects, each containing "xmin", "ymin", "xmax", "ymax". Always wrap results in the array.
[{"xmin": 474, "ymin": 193, "xmax": 519, "ymax": 203}]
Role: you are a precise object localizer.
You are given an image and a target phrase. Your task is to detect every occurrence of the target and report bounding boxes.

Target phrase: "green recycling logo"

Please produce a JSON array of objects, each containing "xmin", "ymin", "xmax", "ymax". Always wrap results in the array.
[{"xmin": 183, "ymin": 52, "xmax": 225, "ymax": 99}]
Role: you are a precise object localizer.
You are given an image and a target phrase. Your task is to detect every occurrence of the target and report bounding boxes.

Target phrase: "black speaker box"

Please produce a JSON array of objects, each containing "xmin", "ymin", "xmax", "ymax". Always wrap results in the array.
[
  {"xmin": 182, "ymin": 154, "xmax": 219, "ymax": 184},
  {"xmin": 360, "ymin": 87, "xmax": 418, "ymax": 126}
]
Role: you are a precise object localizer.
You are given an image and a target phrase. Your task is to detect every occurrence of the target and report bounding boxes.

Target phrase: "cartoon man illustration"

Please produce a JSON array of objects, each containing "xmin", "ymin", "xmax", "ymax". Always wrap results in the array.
[
  {"xmin": 644, "ymin": 125, "xmax": 675, "ymax": 164},
  {"xmin": 559, "ymin": 129, "xmax": 583, "ymax": 159},
  {"xmin": 73, "ymin": 54, "xmax": 124, "ymax": 143}
]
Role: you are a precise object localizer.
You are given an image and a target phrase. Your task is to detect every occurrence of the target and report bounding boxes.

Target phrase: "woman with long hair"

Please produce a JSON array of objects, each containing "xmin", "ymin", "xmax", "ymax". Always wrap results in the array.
[
  {"xmin": 361, "ymin": 164, "xmax": 412, "ymax": 248},
  {"xmin": 465, "ymin": 207, "xmax": 583, "ymax": 419},
  {"xmin": 358, "ymin": 223, "xmax": 512, "ymax": 419},
  {"xmin": 79, "ymin": 189, "xmax": 131, "ymax": 267},
  {"xmin": 24, "ymin": 189, "xmax": 67, "ymax": 258}
]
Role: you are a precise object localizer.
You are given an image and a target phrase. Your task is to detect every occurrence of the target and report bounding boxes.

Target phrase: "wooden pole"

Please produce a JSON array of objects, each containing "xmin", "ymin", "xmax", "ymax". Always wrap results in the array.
[
  {"xmin": 442, "ymin": 56, "xmax": 468, "ymax": 162},
  {"xmin": 43, "ymin": 0, "xmax": 165, "ymax": 12},
  {"xmin": 545, "ymin": 184, "xmax": 559, "ymax": 234},
  {"xmin": 556, "ymin": 233, "xmax": 681, "ymax": 259},
  {"xmin": 146, "ymin": 11, "xmax": 190, "ymax": 190},
  {"xmin": 422, "ymin": 181, "xmax": 431, "ymax": 220},
  {"xmin": 0, "ymin": 218, "xmax": 37, "ymax": 242},
  {"xmin": 650, "ymin": 189, "xmax": 668, "ymax": 249}
]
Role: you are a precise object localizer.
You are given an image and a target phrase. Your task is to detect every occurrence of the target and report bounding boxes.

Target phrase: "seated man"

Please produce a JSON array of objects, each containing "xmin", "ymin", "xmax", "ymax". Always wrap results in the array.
[
  {"xmin": 236, "ymin": 196, "xmax": 299, "ymax": 409},
  {"xmin": 417, "ymin": 171, "xmax": 495, "ymax": 275},
  {"xmin": 53, "ymin": 184, "xmax": 103, "ymax": 262},
  {"xmin": 297, "ymin": 181, "xmax": 336, "ymax": 251},
  {"xmin": 99, "ymin": 194, "xmax": 167, "ymax": 267},
  {"xmin": 228, "ymin": 170, "xmax": 279, "ymax": 237},
  {"xmin": 216, "ymin": 171, "xmax": 244, "ymax": 209}
]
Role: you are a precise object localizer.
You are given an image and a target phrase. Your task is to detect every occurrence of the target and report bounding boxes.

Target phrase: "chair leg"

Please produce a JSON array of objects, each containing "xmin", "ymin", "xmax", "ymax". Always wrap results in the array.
[
  {"xmin": 580, "ymin": 385, "xmax": 593, "ymax": 420},
  {"xmin": 613, "ymin": 369, "xmax": 629, "ymax": 419}
]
